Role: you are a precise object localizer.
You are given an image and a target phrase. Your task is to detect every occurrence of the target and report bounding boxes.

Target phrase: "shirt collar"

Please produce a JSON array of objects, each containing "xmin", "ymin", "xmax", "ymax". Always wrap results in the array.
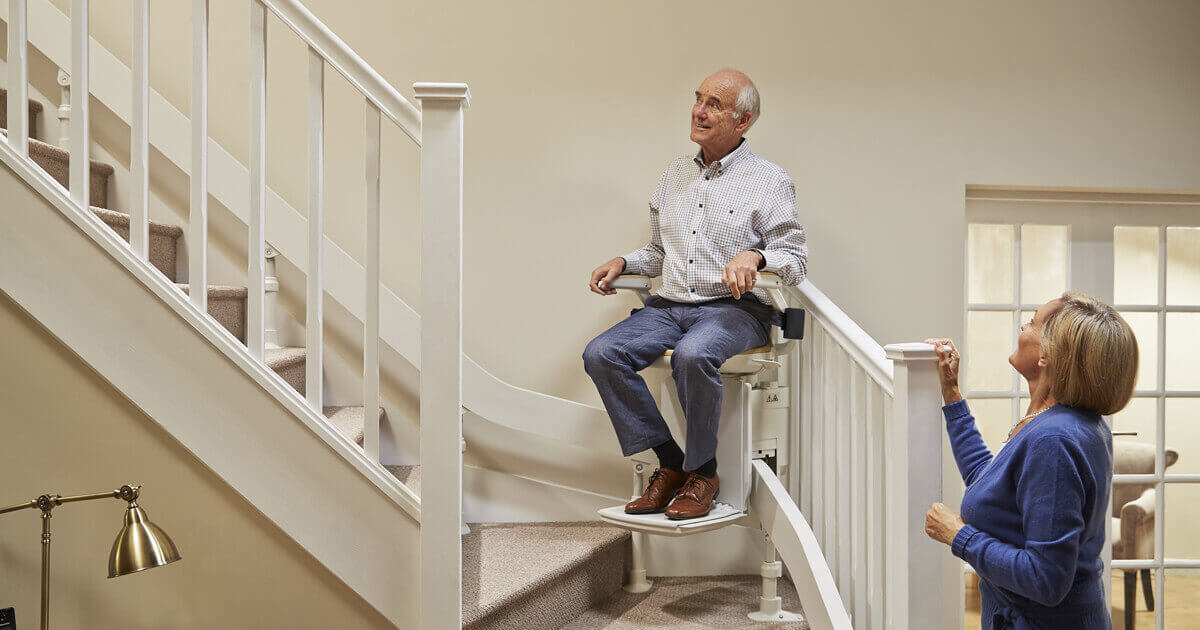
[{"xmin": 693, "ymin": 138, "xmax": 750, "ymax": 176}]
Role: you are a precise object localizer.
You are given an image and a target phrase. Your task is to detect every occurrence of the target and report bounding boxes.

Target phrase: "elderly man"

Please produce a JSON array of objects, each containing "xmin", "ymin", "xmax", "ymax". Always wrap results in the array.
[{"xmin": 583, "ymin": 70, "xmax": 807, "ymax": 520}]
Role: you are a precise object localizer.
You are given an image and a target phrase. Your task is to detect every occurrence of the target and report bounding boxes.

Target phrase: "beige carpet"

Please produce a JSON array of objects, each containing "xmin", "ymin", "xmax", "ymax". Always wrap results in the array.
[
  {"xmin": 563, "ymin": 575, "xmax": 809, "ymax": 630},
  {"xmin": 463, "ymin": 522, "xmax": 630, "ymax": 630}
]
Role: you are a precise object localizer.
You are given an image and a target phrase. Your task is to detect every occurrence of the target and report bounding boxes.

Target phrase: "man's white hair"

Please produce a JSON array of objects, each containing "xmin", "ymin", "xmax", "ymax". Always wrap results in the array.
[{"xmin": 726, "ymin": 69, "xmax": 761, "ymax": 131}]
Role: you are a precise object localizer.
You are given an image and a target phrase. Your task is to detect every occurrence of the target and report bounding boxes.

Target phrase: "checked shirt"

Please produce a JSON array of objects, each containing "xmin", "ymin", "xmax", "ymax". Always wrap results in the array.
[{"xmin": 621, "ymin": 140, "xmax": 807, "ymax": 306}]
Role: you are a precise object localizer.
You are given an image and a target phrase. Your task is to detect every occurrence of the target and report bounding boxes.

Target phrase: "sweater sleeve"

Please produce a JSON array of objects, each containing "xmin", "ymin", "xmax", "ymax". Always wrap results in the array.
[
  {"xmin": 943, "ymin": 399, "xmax": 994, "ymax": 486},
  {"xmin": 951, "ymin": 434, "xmax": 1089, "ymax": 607}
]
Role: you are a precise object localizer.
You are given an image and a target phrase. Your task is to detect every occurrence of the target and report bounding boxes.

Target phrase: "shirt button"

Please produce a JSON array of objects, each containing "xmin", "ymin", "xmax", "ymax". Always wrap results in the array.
[
  {"xmin": 705, "ymin": 176, "xmax": 710, "ymax": 181},
  {"xmin": 692, "ymin": 230, "xmax": 697, "ymax": 234},
  {"xmin": 698, "ymin": 203, "xmax": 703, "ymax": 208},
  {"xmin": 689, "ymin": 259, "xmax": 693, "ymax": 263}
]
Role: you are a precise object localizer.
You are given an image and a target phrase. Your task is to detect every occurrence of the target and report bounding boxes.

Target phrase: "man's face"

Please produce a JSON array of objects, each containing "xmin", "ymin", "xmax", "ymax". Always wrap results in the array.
[{"xmin": 690, "ymin": 73, "xmax": 748, "ymax": 150}]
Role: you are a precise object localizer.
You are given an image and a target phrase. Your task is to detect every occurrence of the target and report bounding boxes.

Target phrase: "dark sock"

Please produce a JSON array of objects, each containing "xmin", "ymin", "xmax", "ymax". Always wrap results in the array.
[
  {"xmin": 691, "ymin": 457, "xmax": 718, "ymax": 479},
  {"xmin": 651, "ymin": 438, "xmax": 685, "ymax": 471}
]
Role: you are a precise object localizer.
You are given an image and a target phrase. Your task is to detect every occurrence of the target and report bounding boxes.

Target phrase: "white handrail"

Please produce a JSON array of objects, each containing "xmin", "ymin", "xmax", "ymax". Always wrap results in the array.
[
  {"xmin": 259, "ymin": 0, "xmax": 421, "ymax": 144},
  {"xmin": 788, "ymin": 280, "xmax": 893, "ymax": 394}
]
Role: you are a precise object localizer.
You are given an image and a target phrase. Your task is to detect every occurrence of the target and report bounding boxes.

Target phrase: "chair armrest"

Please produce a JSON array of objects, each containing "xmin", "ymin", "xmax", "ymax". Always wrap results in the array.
[{"xmin": 1119, "ymin": 488, "xmax": 1157, "ymax": 559}]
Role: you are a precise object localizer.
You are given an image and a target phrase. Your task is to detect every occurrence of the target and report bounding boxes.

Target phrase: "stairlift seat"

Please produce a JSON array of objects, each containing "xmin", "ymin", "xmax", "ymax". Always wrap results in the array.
[{"xmin": 659, "ymin": 345, "xmax": 774, "ymax": 375}]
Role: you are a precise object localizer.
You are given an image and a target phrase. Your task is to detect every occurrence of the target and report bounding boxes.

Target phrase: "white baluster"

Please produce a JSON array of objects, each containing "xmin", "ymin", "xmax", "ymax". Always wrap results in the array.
[
  {"xmin": 363, "ymin": 102, "xmax": 381, "ymax": 460},
  {"xmin": 55, "ymin": 70, "xmax": 70, "ymax": 150},
  {"xmin": 188, "ymin": 0, "xmax": 207, "ymax": 311},
  {"xmin": 263, "ymin": 245, "xmax": 281, "ymax": 350},
  {"xmin": 129, "ymin": 0, "xmax": 149, "ymax": 260},
  {"xmin": 850, "ymin": 364, "xmax": 867, "ymax": 626},
  {"xmin": 414, "ymin": 81, "xmax": 470, "ymax": 630},
  {"xmin": 836, "ymin": 347, "xmax": 852, "ymax": 601},
  {"xmin": 822, "ymin": 334, "xmax": 837, "ymax": 566},
  {"xmin": 7, "ymin": 0, "xmax": 28, "ymax": 156},
  {"xmin": 306, "ymin": 48, "xmax": 324, "ymax": 411},
  {"xmin": 883, "ymin": 343, "xmax": 953, "ymax": 630},
  {"xmin": 69, "ymin": 0, "xmax": 88, "ymax": 208},
  {"xmin": 246, "ymin": 0, "xmax": 266, "ymax": 359},
  {"xmin": 867, "ymin": 384, "xmax": 886, "ymax": 630}
]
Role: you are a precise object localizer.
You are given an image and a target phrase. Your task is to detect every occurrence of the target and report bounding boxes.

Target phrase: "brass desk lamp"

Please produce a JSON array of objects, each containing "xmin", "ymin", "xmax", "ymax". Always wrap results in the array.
[{"xmin": 0, "ymin": 484, "xmax": 181, "ymax": 630}]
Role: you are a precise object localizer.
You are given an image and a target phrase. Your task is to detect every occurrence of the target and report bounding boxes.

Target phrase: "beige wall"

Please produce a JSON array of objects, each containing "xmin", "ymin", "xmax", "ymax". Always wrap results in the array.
[
  {"xmin": 58, "ymin": 0, "xmax": 1200, "ymax": 409},
  {"xmin": 0, "ymin": 292, "xmax": 393, "ymax": 629}
]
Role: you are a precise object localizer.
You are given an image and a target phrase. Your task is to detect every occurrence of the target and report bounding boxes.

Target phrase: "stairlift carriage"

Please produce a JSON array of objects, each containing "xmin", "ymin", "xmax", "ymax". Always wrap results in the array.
[{"xmin": 596, "ymin": 271, "xmax": 807, "ymax": 623}]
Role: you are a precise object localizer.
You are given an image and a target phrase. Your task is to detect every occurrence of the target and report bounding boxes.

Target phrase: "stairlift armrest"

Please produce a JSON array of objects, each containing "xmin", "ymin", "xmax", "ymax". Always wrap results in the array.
[{"xmin": 611, "ymin": 274, "xmax": 653, "ymax": 304}]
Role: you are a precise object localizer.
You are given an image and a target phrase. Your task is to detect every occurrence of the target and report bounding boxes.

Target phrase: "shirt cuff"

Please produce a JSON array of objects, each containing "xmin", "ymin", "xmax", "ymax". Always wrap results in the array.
[
  {"xmin": 751, "ymin": 249, "xmax": 767, "ymax": 270},
  {"xmin": 619, "ymin": 252, "xmax": 644, "ymax": 276},
  {"xmin": 758, "ymin": 249, "xmax": 791, "ymax": 276},
  {"xmin": 951, "ymin": 523, "xmax": 981, "ymax": 561},
  {"xmin": 943, "ymin": 399, "xmax": 972, "ymax": 423}
]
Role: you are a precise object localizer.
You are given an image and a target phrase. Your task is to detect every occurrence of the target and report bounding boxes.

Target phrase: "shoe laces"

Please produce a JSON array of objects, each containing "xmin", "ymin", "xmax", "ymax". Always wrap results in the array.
[{"xmin": 675, "ymin": 474, "xmax": 710, "ymax": 502}]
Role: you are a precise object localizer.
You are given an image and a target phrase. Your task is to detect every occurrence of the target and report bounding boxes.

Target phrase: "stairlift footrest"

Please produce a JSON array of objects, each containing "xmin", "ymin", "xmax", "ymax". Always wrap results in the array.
[{"xmin": 597, "ymin": 502, "xmax": 747, "ymax": 537}]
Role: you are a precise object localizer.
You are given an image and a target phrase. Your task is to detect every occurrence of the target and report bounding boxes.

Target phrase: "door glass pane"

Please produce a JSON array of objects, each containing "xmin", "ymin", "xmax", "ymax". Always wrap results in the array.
[
  {"xmin": 966, "ymin": 398, "xmax": 1015, "ymax": 451},
  {"xmin": 1021, "ymin": 225, "xmax": 1069, "ymax": 304},
  {"xmin": 1111, "ymin": 397, "xmax": 1157, "ymax": 451},
  {"xmin": 1165, "ymin": 313, "xmax": 1200, "ymax": 391},
  {"xmin": 1165, "ymin": 398, "xmax": 1200, "ymax": 475},
  {"xmin": 965, "ymin": 311, "xmax": 1015, "ymax": 392},
  {"xmin": 1019, "ymin": 310, "xmax": 1034, "ymax": 394},
  {"xmin": 1120, "ymin": 312, "xmax": 1159, "ymax": 392},
  {"xmin": 1164, "ymin": 570, "xmax": 1198, "ymax": 628},
  {"xmin": 1165, "ymin": 485, "xmax": 1200, "ymax": 561},
  {"xmin": 1166, "ymin": 227, "xmax": 1200, "ymax": 305},
  {"xmin": 968, "ymin": 224, "xmax": 1015, "ymax": 304},
  {"xmin": 1114, "ymin": 226, "xmax": 1160, "ymax": 305}
]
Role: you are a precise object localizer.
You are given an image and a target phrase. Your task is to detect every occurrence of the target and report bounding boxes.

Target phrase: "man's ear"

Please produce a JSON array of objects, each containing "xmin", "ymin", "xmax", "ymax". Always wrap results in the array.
[{"xmin": 735, "ymin": 112, "xmax": 752, "ymax": 133}]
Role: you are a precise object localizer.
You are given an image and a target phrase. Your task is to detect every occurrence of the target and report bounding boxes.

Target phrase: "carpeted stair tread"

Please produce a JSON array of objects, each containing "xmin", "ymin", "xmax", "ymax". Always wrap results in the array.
[
  {"xmin": 265, "ymin": 346, "xmax": 306, "ymax": 394},
  {"xmin": 323, "ymin": 405, "xmax": 384, "ymax": 447},
  {"xmin": 462, "ymin": 522, "xmax": 630, "ymax": 630},
  {"xmin": 175, "ymin": 283, "xmax": 248, "ymax": 343},
  {"xmin": 0, "ymin": 87, "xmax": 43, "ymax": 140},
  {"xmin": 0, "ymin": 129, "xmax": 113, "ymax": 208},
  {"xmin": 384, "ymin": 464, "xmax": 421, "ymax": 496},
  {"xmin": 91, "ymin": 206, "xmax": 182, "ymax": 281},
  {"xmin": 562, "ymin": 575, "xmax": 809, "ymax": 629}
]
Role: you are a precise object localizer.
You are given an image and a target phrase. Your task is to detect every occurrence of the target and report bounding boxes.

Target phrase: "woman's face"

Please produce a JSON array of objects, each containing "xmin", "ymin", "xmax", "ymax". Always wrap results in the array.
[{"xmin": 1010, "ymin": 300, "xmax": 1062, "ymax": 378}]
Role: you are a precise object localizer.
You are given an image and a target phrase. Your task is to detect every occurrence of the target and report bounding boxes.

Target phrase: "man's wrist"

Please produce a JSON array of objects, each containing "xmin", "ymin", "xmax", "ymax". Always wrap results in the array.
[{"xmin": 752, "ymin": 249, "xmax": 766, "ymax": 270}]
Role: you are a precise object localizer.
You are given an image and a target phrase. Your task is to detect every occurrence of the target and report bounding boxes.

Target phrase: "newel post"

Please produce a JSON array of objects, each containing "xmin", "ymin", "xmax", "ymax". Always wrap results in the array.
[
  {"xmin": 883, "ymin": 342, "xmax": 958, "ymax": 630},
  {"xmin": 414, "ymin": 82, "xmax": 469, "ymax": 630}
]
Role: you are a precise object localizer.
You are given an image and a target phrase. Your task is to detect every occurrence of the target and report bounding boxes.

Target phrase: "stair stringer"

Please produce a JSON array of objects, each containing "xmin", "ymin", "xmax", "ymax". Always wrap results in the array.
[{"xmin": 0, "ymin": 144, "xmax": 419, "ymax": 628}]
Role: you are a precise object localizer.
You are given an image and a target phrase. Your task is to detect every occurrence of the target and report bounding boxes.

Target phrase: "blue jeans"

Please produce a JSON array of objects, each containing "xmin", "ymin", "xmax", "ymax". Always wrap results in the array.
[{"xmin": 582, "ymin": 297, "xmax": 770, "ymax": 471}]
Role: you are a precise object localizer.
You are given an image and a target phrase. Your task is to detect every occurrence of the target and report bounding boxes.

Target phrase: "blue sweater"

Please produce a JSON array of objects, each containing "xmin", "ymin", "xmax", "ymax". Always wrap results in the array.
[{"xmin": 944, "ymin": 400, "xmax": 1112, "ymax": 630}]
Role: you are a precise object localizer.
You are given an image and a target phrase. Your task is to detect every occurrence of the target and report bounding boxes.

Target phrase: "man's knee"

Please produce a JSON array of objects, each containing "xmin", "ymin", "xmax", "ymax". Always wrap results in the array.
[
  {"xmin": 583, "ymin": 336, "xmax": 622, "ymax": 375},
  {"xmin": 670, "ymin": 344, "xmax": 722, "ymax": 377}
]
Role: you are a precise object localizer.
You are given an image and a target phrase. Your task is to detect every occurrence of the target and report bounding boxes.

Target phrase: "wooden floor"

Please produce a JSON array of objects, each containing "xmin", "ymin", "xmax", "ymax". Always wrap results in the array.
[{"xmin": 964, "ymin": 573, "xmax": 1200, "ymax": 629}]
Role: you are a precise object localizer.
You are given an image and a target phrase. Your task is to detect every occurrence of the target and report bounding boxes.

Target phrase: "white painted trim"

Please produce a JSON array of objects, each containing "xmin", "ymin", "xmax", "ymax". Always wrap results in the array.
[
  {"xmin": 751, "ymin": 459, "xmax": 852, "ymax": 630},
  {"xmin": 0, "ymin": 137, "xmax": 420, "ymax": 519},
  {"xmin": 788, "ymin": 281, "xmax": 894, "ymax": 394},
  {"xmin": 247, "ymin": 1, "xmax": 266, "ymax": 361},
  {"xmin": 68, "ymin": 0, "xmax": 87, "ymax": 208},
  {"xmin": 305, "ymin": 46, "xmax": 324, "ymax": 409},
  {"xmin": 259, "ymin": 0, "xmax": 420, "ymax": 143},
  {"xmin": 363, "ymin": 103, "xmax": 381, "ymax": 461},
  {"xmin": 7, "ymin": 0, "xmax": 28, "ymax": 156},
  {"xmin": 188, "ymin": 0, "xmax": 207, "ymax": 310},
  {"xmin": 128, "ymin": 0, "xmax": 148, "ymax": 260}
]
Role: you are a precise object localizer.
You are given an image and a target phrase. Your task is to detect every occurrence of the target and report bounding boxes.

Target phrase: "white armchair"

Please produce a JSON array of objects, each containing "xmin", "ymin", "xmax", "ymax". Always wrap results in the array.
[{"xmin": 1112, "ymin": 440, "xmax": 1179, "ymax": 630}]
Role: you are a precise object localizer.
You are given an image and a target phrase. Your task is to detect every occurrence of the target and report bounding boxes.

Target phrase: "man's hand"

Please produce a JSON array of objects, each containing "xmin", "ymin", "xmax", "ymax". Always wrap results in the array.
[
  {"xmin": 722, "ymin": 250, "xmax": 763, "ymax": 300},
  {"xmin": 924, "ymin": 502, "xmax": 966, "ymax": 546},
  {"xmin": 589, "ymin": 257, "xmax": 627, "ymax": 296}
]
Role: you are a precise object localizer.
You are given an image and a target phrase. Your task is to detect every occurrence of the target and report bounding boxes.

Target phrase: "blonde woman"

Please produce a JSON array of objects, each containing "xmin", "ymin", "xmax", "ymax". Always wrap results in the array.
[{"xmin": 924, "ymin": 292, "xmax": 1137, "ymax": 629}]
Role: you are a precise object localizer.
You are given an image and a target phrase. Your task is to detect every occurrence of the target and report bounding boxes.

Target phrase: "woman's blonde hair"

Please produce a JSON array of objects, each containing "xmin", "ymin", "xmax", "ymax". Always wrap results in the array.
[{"xmin": 1040, "ymin": 291, "xmax": 1139, "ymax": 416}]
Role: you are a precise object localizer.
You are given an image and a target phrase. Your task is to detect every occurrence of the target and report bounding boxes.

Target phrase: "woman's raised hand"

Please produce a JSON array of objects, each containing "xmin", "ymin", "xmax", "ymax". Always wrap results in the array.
[{"xmin": 924, "ymin": 338, "xmax": 963, "ymax": 405}]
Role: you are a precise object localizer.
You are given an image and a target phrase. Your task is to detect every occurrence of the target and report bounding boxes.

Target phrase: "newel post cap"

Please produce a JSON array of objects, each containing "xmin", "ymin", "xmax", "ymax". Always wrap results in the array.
[
  {"xmin": 884, "ymin": 342, "xmax": 939, "ymax": 362},
  {"xmin": 412, "ymin": 82, "xmax": 471, "ymax": 107}
]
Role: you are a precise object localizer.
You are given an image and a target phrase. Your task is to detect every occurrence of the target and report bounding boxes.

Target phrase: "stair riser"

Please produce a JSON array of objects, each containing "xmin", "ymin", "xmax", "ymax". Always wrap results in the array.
[
  {"xmin": 466, "ymin": 538, "xmax": 629, "ymax": 630},
  {"xmin": 31, "ymin": 151, "xmax": 111, "ymax": 209},
  {"xmin": 0, "ymin": 89, "xmax": 43, "ymax": 141},
  {"xmin": 273, "ymin": 359, "xmax": 305, "ymax": 396},
  {"xmin": 208, "ymin": 296, "xmax": 247, "ymax": 344},
  {"xmin": 99, "ymin": 220, "xmax": 179, "ymax": 281}
]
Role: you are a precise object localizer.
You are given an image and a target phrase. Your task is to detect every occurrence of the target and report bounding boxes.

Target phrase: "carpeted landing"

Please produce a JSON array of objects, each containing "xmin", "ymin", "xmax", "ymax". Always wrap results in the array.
[{"xmin": 563, "ymin": 575, "xmax": 809, "ymax": 629}]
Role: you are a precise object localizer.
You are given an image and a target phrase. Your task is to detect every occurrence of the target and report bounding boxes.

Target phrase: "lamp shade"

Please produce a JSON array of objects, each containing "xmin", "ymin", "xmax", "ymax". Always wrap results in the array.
[{"xmin": 108, "ymin": 503, "xmax": 181, "ymax": 578}]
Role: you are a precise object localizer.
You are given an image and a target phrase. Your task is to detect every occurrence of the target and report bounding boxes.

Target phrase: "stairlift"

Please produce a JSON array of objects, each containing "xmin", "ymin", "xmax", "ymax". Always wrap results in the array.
[{"xmin": 596, "ymin": 272, "xmax": 806, "ymax": 622}]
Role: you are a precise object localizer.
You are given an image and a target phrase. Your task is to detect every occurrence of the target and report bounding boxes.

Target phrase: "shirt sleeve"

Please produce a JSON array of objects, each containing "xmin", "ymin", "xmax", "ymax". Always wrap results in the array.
[
  {"xmin": 620, "ymin": 168, "xmax": 667, "ymax": 277},
  {"xmin": 944, "ymin": 399, "xmax": 994, "ymax": 486},
  {"xmin": 751, "ymin": 174, "xmax": 807, "ymax": 285},
  {"xmin": 951, "ymin": 434, "xmax": 1090, "ymax": 607}
]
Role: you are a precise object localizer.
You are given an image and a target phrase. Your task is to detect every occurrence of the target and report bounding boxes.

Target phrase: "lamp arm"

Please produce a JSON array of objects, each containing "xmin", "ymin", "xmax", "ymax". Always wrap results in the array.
[{"xmin": 0, "ymin": 485, "xmax": 140, "ymax": 517}]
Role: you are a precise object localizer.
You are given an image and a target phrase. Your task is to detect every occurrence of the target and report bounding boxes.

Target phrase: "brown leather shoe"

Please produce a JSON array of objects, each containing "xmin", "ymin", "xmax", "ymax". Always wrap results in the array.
[
  {"xmin": 664, "ymin": 472, "xmax": 720, "ymax": 520},
  {"xmin": 625, "ymin": 467, "xmax": 690, "ymax": 514}
]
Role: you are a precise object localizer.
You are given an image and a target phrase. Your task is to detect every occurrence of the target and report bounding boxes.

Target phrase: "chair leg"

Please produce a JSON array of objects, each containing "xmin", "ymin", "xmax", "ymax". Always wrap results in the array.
[
  {"xmin": 1124, "ymin": 570, "xmax": 1137, "ymax": 630},
  {"xmin": 1141, "ymin": 569, "xmax": 1154, "ymax": 612}
]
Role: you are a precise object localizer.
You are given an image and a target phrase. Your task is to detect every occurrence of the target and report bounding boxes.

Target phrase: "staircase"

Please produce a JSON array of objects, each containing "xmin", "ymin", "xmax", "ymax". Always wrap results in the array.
[{"xmin": 0, "ymin": 1, "xmax": 959, "ymax": 628}]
